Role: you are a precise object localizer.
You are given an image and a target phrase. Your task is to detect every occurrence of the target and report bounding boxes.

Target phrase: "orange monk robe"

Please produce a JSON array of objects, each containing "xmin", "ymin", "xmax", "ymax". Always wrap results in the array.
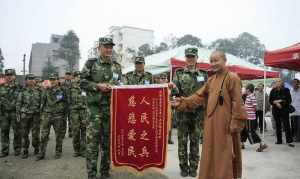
[{"xmin": 177, "ymin": 69, "xmax": 247, "ymax": 179}]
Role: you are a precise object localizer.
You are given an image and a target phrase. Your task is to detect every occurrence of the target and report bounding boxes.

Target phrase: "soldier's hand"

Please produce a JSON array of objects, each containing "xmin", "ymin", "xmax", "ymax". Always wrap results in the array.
[
  {"xmin": 168, "ymin": 82, "xmax": 177, "ymax": 89},
  {"xmin": 97, "ymin": 83, "xmax": 111, "ymax": 92},
  {"xmin": 16, "ymin": 114, "xmax": 21, "ymax": 123}
]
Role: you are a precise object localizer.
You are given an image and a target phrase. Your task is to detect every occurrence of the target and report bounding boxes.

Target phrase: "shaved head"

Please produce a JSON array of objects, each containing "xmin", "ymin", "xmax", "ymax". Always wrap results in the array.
[
  {"xmin": 210, "ymin": 50, "xmax": 227, "ymax": 73},
  {"xmin": 210, "ymin": 50, "xmax": 227, "ymax": 62}
]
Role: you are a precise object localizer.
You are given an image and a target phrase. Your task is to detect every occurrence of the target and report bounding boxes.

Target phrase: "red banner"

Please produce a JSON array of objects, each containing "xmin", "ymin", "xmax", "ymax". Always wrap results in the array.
[{"xmin": 111, "ymin": 85, "xmax": 169, "ymax": 172}]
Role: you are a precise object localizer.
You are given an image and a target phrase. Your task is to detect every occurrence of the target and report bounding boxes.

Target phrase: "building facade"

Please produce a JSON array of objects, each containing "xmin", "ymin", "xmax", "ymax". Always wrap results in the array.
[{"xmin": 29, "ymin": 34, "xmax": 79, "ymax": 77}]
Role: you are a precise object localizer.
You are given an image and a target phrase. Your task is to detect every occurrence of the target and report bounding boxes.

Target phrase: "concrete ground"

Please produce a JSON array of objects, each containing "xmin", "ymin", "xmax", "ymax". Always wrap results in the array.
[{"xmin": 0, "ymin": 117, "xmax": 299, "ymax": 179}]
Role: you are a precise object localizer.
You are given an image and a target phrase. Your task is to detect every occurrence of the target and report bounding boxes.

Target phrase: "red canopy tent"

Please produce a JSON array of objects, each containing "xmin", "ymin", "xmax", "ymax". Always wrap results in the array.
[
  {"xmin": 170, "ymin": 58, "xmax": 279, "ymax": 80},
  {"xmin": 264, "ymin": 43, "xmax": 300, "ymax": 71}
]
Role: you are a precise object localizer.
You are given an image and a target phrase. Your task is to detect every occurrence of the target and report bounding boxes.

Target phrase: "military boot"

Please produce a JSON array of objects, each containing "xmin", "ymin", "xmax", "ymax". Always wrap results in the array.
[
  {"xmin": 14, "ymin": 150, "xmax": 21, "ymax": 156},
  {"xmin": 35, "ymin": 152, "xmax": 45, "ymax": 161},
  {"xmin": 0, "ymin": 153, "xmax": 8, "ymax": 158},
  {"xmin": 34, "ymin": 148, "xmax": 39, "ymax": 155},
  {"xmin": 21, "ymin": 150, "xmax": 29, "ymax": 159},
  {"xmin": 54, "ymin": 152, "xmax": 62, "ymax": 159}
]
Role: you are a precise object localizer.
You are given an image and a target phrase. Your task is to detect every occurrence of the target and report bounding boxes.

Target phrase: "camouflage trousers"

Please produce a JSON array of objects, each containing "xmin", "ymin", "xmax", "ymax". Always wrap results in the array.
[
  {"xmin": 70, "ymin": 109, "xmax": 86, "ymax": 154},
  {"xmin": 86, "ymin": 104, "xmax": 110, "ymax": 177},
  {"xmin": 39, "ymin": 112, "xmax": 65, "ymax": 155},
  {"xmin": 1, "ymin": 111, "xmax": 22, "ymax": 154},
  {"xmin": 177, "ymin": 111, "xmax": 202, "ymax": 172},
  {"xmin": 20, "ymin": 112, "xmax": 40, "ymax": 152},
  {"xmin": 62, "ymin": 111, "xmax": 71, "ymax": 137}
]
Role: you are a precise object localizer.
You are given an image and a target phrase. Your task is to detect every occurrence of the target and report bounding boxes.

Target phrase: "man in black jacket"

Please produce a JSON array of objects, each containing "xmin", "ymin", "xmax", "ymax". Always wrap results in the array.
[{"xmin": 269, "ymin": 79, "xmax": 294, "ymax": 147}]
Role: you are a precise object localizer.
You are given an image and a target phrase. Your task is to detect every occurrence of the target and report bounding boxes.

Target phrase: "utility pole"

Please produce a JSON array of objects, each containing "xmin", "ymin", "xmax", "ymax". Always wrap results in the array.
[{"xmin": 23, "ymin": 54, "xmax": 26, "ymax": 79}]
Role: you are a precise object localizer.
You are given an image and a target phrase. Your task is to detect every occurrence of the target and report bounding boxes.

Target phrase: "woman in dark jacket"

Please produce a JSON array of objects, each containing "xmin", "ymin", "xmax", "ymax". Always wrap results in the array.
[{"xmin": 269, "ymin": 79, "xmax": 294, "ymax": 147}]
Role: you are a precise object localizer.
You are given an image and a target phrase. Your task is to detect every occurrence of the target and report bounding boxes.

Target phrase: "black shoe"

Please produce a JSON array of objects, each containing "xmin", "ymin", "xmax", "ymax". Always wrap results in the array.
[
  {"xmin": 80, "ymin": 152, "xmax": 86, "ymax": 157},
  {"xmin": 100, "ymin": 172, "xmax": 110, "ymax": 179},
  {"xmin": 168, "ymin": 140, "xmax": 174, "ymax": 144},
  {"xmin": 275, "ymin": 141, "xmax": 282, "ymax": 145},
  {"xmin": 73, "ymin": 152, "xmax": 80, "ymax": 157},
  {"xmin": 36, "ymin": 154, "xmax": 45, "ymax": 161},
  {"xmin": 189, "ymin": 170, "xmax": 197, "ymax": 177},
  {"xmin": 0, "ymin": 153, "xmax": 8, "ymax": 158},
  {"xmin": 55, "ymin": 153, "xmax": 62, "ymax": 159},
  {"xmin": 288, "ymin": 143, "xmax": 295, "ymax": 147},
  {"xmin": 88, "ymin": 175, "xmax": 97, "ymax": 179},
  {"xmin": 14, "ymin": 150, "xmax": 21, "ymax": 156},
  {"xmin": 34, "ymin": 148, "xmax": 39, "ymax": 155},
  {"xmin": 68, "ymin": 134, "xmax": 72, "ymax": 138},
  {"xmin": 21, "ymin": 151, "xmax": 28, "ymax": 159},
  {"xmin": 180, "ymin": 170, "xmax": 188, "ymax": 177}
]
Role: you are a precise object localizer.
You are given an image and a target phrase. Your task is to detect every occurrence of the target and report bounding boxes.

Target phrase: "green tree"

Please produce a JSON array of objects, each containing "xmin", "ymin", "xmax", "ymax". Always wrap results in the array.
[
  {"xmin": 0, "ymin": 48, "xmax": 4, "ymax": 73},
  {"xmin": 57, "ymin": 30, "xmax": 80, "ymax": 72},
  {"xmin": 42, "ymin": 60, "xmax": 58, "ymax": 80},
  {"xmin": 137, "ymin": 44, "xmax": 154, "ymax": 56},
  {"xmin": 154, "ymin": 42, "xmax": 169, "ymax": 53},
  {"xmin": 176, "ymin": 34, "xmax": 203, "ymax": 47}
]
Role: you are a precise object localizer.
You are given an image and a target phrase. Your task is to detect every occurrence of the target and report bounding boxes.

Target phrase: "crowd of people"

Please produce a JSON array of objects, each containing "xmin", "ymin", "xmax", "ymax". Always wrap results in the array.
[{"xmin": 0, "ymin": 36, "xmax": 299, "ymax": 179}]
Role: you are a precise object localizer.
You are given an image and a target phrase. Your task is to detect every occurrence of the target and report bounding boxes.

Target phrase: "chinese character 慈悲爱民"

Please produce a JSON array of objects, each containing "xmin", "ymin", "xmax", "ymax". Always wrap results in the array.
[
  {"xmin": 128, "ymin": 95, "xmax": 136, "ymax": 107},
  {"xmin": 128, "ymin": 112, "xmax": 136, "ymax": 124},
  {"xmin": 128, "ymin": 146, "xmax": 137, "ymax": 157},
  {"xmin": 128, "ymin": 129, "xmax": 136, "ymax": 141}
]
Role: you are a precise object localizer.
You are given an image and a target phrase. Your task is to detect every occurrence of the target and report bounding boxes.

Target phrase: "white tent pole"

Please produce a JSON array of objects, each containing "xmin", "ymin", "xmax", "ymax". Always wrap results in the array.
[
  {"xmin": 262, "ymin": 66, "xmax": 267, "ymax": 143},
  {"xmin": 169, "ymin": 58, "xmax": 173, "ymax": 82}
]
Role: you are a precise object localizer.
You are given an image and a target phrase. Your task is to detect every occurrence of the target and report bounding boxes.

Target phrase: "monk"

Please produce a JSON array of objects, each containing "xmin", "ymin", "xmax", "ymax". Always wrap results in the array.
[{"xmin": 172, "ymin": 51, "xmax": 247, "ymax": 179}]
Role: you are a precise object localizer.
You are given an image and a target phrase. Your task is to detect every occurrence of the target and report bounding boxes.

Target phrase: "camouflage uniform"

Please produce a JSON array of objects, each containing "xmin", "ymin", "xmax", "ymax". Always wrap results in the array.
[
  {"xmin": 0, "ymin": 69, "xmax": 22, "ymax": 157},
  {"xmin": 172, "ymin": 48, "xmax": 208, "ymax": 176},
  {"xmin": 16, "ymin": 74, "xmax": 42, "ymax": 158},
  {"xmin": 81, "ymin": 37, "xmax": 122, "ymax": 179},
  {"xmin": 36, "ymin": 73, "xmax": 68, "ymax": 160},
  {"xmin": 69, "ymin": 71, "xmax": 87, "ymax": 157},
  {"xmin": 123, "ymin": 56, "xmax": 153, "ymax": 85},
  {"xmin": 62, "ymin": 72, "xmax": 73, "ymax": 138}
]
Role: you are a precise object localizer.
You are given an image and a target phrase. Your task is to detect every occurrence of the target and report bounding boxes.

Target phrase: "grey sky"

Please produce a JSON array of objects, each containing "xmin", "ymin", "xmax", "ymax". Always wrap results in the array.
[{"xmin": 0, "ymin": 0, "xmax": 299, "ymax": 74}]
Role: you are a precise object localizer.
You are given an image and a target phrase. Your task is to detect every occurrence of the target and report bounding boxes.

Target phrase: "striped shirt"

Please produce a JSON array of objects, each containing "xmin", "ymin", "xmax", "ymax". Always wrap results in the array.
[{"xmin": 245, "ymin": 93, "xmax": 257, "ymax": 120}]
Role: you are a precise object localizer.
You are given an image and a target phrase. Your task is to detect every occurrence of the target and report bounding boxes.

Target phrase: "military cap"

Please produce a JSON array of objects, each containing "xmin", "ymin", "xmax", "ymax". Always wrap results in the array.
[
  {"xmin": 25, "ymin": 73, "xmax": 35, "ymax": 80},
  {"xmin": 5, "ymin": 69, "xmax": 16, "ymax": 76},
  {"xmin": 73, "ymin": 71, "xmax": 81, "ymax": 77},
  {"xmin": 35, "ymin": 77, "xmax": 42, "ymax": 82},
  {"xmin": 65, "ymin": 71, "xmax": 72, "ymax": 75},
  {"xmin": 185, "ymin": 47, "xmax": 198, "ymax": 57},
  {"xmin": 49, "ymin": 73, "xmax": 59, "ymax": 80},
  {"xmin": 134, "ymin": 56, "xmax": 145, "ymax": 63},
  {"xmin": 99, "ymin": 37, "xmax": 115, "ymax": 46},
  {"xmin": 160, "ymin": 73, "xmax": 168, "ymax": 79}
]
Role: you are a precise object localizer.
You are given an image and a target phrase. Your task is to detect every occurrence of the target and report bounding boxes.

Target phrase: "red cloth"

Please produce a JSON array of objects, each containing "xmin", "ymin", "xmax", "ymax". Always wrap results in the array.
[
  {"xmin": 264, "ymin": 43, "xmax": 300, "ymax": 71},
  {"xmin": 111, "ymin": 85, "xmax": 169, "ymax": 171}
]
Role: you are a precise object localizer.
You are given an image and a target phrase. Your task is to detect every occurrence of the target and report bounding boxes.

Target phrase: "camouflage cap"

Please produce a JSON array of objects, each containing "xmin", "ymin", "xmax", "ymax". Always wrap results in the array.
[
  {"xmin": 5, "ymin": 69, "xmax": 16, "ymax": 76},
  {"xmin": 99, "ymin": 37, "xmax": 115, "ymax": 46},
  {"xmin": 73, "ymin": 71, "xmax": 81, "ymax": 77},
  {"xmin": 35, "ymin": 77, "xmax": 42, "ymax": 82},
  {"xmin": 65, "ymin": 71, "xmax": 72, "ymax": 75},
  {"xmin": 25, "ymin": 73, "xmax": 35, "ymax": 80},
  {"xmin": 49, "ymin": 73, "xmax": 59, "ymax": 80},
  {"xmin": 134, "ymin": 56, "xmax": 145, "ymax": 64},
  {"xmin": 160, "ymin": 73, "xmax": 168, "ymax": 79},
  {"xmin": 185, "ymin": 47, "xmax": 198, "ymax": 57}
]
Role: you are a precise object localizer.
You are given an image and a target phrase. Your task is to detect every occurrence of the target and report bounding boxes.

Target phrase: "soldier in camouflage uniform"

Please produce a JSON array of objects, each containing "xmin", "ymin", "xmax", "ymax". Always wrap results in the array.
[
  {"xmin": 81, "ymin": 37, "xmax": 122, "ymax": 179},
  {"xmin": 69, "ymin": 71, "xmax": 87, "ymax": 157},
  {"xmin": 36, "ymin": 73, "xmax": 68, "ymax": 160},
  {"xmin": 0, "ymin": 69, "xmax": 22, "ymax": 158},
  {"xmin": 62, "ymin": 71, "xmax": 73, "ymax": 138},
  {"xmin": 16, "ymin": 74, "xmax": 42, "ymax": 158},
  {"xmin": 123, "ymin": 56, "xmax": 152, "ymax": 85},
  {"xmin": 172, "ymin": 48, "xmax": 208, "ymax": 177}
]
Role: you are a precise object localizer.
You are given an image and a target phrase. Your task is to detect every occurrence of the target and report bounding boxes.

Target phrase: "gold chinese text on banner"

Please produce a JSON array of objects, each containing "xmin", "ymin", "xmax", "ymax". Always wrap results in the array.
[{"xmin": 111, "ymin": 85, "xmax": 169, "ymax": 172}]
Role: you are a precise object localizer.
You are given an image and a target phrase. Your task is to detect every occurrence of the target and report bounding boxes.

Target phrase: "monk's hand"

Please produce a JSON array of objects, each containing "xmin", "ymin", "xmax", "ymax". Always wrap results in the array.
[
  {"xmin": 230, "ymin": 120, "xmax": 244, "ymax": 133},
  {"xmin": 171, "ymin": 97, "xmax": 183, "ymax": 108}
]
